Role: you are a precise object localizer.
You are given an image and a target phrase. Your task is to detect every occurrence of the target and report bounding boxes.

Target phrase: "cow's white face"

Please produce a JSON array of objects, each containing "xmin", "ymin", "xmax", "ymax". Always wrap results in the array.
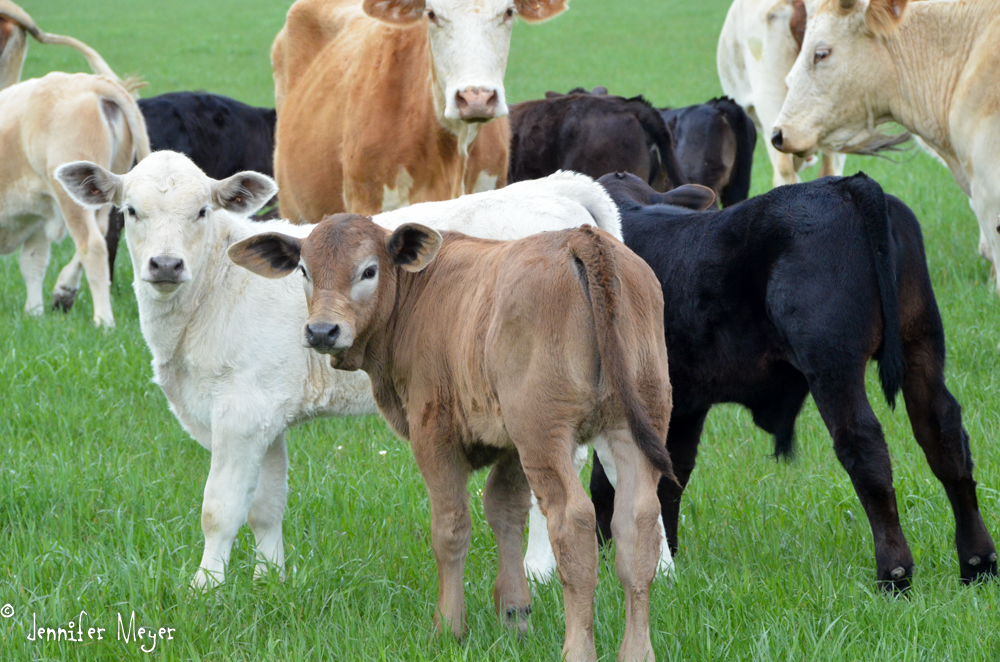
[
  {"xmin": 773, "ymin": 0, "xmax": 905, "ymax": 156},
  {"xmin": 55, "ymin": 151, "xmax": 276, "ymax": 302},
  {"xmin": 363, "ymin": 0, "xmax": 568, "ymax": 122}
]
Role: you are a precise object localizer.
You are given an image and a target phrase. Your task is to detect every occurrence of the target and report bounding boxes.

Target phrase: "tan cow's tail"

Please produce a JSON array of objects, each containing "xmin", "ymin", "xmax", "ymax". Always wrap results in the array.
[
  {"xmin": 568, "ymin": 227, "xmax": 677, "ymax": 484},
  {"xmin": 96, "ymin": 77, "xmax": 151, "ymax": 167}
]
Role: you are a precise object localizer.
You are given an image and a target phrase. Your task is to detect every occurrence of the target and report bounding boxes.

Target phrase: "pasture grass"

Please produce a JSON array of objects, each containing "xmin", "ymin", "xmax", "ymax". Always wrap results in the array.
[{"xmin": 2, "ymin": 0, "xmax": 999, "ymax": 659}]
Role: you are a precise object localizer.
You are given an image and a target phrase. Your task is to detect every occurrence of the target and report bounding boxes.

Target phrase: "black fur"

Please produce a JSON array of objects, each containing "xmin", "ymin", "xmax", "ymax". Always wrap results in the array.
[{"xmin": 591, "ymin": 172, "xmax": 997, "ymax": 589}]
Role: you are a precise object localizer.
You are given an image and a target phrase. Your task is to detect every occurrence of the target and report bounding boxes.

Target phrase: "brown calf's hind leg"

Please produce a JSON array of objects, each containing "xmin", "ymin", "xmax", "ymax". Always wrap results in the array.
[
  {"xmin": 605, "ymin": 430, "xmax": 662, "ymax": 662},
  {"xmin": 482, "ymin": 451, "xmax": 533, "ymax": 634},
  {"xmin": 411, "ymin": 440, "xmax": 473, "ymax": 639},
  {"xmin": 518, "ymin": 431, "xmax": 598, "ymax": 662},
  {"xmin": 902, "ymin": 342, "xmax": 998, "ymax": 582}
]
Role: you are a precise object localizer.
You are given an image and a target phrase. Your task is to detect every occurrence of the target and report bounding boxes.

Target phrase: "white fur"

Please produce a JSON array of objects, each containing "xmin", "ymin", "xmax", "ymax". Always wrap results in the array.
[{"xmin": 60, "ymin": 152, "xmax": 625, "ymax": 587}]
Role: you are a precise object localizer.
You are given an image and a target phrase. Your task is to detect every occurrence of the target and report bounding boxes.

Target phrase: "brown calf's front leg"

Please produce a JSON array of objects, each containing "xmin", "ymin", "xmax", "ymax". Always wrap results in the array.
[
  {"xmin": 517, "ymin": 429, "xmax": 599, "ymax": 662},
  {"xmin": 482, "ymin": 451, "xmax": 533, "ymax": 634},
  {"xmin": 411, "ymin": 439, "xmax": 473, "ymax": 638}
]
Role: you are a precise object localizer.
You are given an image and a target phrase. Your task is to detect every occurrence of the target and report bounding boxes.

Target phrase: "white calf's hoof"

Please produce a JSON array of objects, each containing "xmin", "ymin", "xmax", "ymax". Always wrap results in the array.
[
  {"xmin": 93, "ymin": 315, "xmax": 115, "ymax": 329},
  {"xmin": 190, "ymin": 568, "xmax": 223, "ymax": 592},
  {"xmin": 524, "ymin": 554, "xmax": 557, "ymax": 583},
  {"xmin": 24, "ymin": 304, "xmax": 44, "ymax": 317}
]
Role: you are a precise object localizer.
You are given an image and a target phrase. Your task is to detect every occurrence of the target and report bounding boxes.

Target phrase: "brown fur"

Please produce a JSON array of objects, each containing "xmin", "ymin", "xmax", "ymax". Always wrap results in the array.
[
  {"xmin": 271, "ymin": 0, "xmax": 509, "ymax": 222},
  {"xmin": 790, "ymin": 0, "xmax": 807, "ymax": 52},
  {"xmin": 230, "ymin": 216, "xmax": 673, "ymax": 662}
]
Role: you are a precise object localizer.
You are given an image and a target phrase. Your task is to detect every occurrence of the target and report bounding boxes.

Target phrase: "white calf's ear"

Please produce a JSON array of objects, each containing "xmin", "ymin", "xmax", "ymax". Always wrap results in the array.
[
  {"xmin": 386, "ymin": 223, "xmax": 442, "ymax": 272},
  {"xmin": 362, "ymin": 0, "xmax": 425, "ymax": 25},
  {"xmin": 228, "ymin": 232, "xmax": 302, "ymax": 279},
  {"xmin": 55, "ymin": 161, "xmax": 123, "ymax": 209},
  {"xmin": 212, "ymin": 171, "xmax": 278, "ymax": 216}
]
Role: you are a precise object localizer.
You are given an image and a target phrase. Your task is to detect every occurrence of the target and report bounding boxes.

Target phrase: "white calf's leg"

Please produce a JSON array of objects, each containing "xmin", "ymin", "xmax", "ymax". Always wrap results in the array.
[
  {"xmin": 193, "ymin": 425, "xmax": 271, "ymax": 590},
  {"xmin": 19, "ymin": 228, "xmax": 50, "ymax": 316},
  {"xmin": 248, "ymin": 433, "xmax": 289, "ymax": 581},
  {"xmin": 593, "ymin": 436, "xmax": 674, "ymax": 577},
  {"xmin": 524, "ymin": 445, "xmax": 589, "ymax": 582}
]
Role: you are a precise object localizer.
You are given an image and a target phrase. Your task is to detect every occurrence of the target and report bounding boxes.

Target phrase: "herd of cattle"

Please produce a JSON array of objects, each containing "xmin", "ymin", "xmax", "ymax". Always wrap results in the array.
[{"xmin": 2, "ymin": 0, "xmax": 999, "ymax": 659}]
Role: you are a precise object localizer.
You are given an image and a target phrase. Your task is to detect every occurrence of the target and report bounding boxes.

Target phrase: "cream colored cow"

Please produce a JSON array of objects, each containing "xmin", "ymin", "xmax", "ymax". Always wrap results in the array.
[
  {"xmin": 772, "ymin": 0, "xmax": 1000, "ymax": 322},
  {"xmin": 1, "ymin": 72, "xmax": 148, "ymax": 326},
  {"xmin": 717, "ymin": 0, "xmax": 847, "ymax": 187}
]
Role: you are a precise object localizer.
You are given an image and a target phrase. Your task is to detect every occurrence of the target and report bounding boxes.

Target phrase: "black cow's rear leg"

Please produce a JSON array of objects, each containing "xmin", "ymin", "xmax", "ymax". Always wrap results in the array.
[
  {"xmin": 902, "ymin": 343, "xmax": 998, "ymax": 583},
  {"xmin": 591, "ymin": 409, "xmax": 708, "ymax": 555},
  {"xmin": 809, "ymin": 373, "xmax": 915, "ymax": 592}
]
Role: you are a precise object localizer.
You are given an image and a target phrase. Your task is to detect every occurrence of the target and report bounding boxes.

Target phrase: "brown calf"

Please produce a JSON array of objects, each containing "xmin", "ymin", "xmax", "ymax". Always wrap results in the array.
[{"xmin": 230, "ymin": 215, "xmax": 675, "ymax": 662}]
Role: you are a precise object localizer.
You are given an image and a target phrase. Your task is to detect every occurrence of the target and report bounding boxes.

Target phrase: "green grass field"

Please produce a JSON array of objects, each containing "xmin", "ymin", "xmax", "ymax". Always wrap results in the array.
[{"xmin": 2, "ymin": 0, "xmax": 999, "ymax": 659}]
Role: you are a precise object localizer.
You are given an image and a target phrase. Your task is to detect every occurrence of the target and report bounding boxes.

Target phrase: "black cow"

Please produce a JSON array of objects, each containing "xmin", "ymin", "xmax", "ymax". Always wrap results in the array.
[
  {"xmin": 105, "ymin": 91, "xmax": 277, "ymax": 279},
  {"xmin": 507, "ymin": 92, "xmax": 687, "ymax": 191},
  {"xmin": 659, "ymin": 97, "xmax": 756, "ymax": 207},
  {"xmin": 591, "ymin": 171, "xmax": 997, "ymax": 591}
]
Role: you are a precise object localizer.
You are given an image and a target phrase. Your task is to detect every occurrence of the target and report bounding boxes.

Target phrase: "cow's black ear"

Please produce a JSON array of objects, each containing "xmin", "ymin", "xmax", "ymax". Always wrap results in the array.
[
  {"xmin": 386, "ymin": 223, "xmax": 442, "ymax": 273},
  {"xmin": 652, "ymin": 184, "xmax": 717, "ymax": 211},
  {"xmin": 228, "ymin": 232, "xmax": 302, "ymax": 279}
]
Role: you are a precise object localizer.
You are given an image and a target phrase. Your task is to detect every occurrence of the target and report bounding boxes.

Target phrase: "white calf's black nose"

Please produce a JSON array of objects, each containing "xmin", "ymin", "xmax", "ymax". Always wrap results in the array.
[
  {"xmin": 306, "ymin": 322, "xmax": 340, "ymax": 349},
  {"xmin": 148, "ymin": 256, "xmax": 184, "ymax": 282}
]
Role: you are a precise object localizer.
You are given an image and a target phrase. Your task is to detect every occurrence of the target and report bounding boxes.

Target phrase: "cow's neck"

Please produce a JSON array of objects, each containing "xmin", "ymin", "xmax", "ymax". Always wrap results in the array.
[{"xmin": 882, "ymin": 0, "xmax": 993, "ymax": 189}]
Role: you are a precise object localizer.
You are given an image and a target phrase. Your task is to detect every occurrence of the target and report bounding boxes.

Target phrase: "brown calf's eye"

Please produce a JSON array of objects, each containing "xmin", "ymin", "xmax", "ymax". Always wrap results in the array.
[{"xmin": 362, "ymin": 266, "xmax": 377, "ymax": 280}]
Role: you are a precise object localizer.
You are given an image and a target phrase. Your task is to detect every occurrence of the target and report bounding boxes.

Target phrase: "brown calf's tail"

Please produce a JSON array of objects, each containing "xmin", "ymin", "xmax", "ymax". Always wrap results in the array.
[
  {"xmin": 94, "ymin": 76, "xmax": 152, "ymax": 166},
  {"xmin": 568, "ymin": 227, "xmax": 678, "ymax": 484}
]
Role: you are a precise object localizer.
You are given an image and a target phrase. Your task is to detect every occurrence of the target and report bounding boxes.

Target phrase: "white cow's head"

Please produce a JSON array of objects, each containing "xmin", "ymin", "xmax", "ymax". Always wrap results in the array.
[
  {"xmin": 55, "ymin": 151, "xmax": 276, "ymax": 302},
  {"xmin": 362, "ymin": 0, "xmax": 567, "ymax": 122},
  {"xmin": 772, "ymin": 0, "xmax": 910, "ymax": 156}
]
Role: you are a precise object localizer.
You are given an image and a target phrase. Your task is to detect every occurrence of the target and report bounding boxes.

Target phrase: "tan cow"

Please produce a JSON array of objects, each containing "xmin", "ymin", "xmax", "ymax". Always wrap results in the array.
[
  {"xmin": 772, "ymin": 0, "xmax": 1000, "ymax": 315},
  {"xmin": 230, "ymin": 216, "xmax": 675, "ymax": 662},
  {"xmin": 1, "ymin": 72, "xmax": 149, "ymax": 326},
  {"xmin": 271, "ymin": 0, "xmax": 567, "ymax": 222},
  {"xmin": 0, "ymin": 0, "xmax": 130, "ymax": 91},
  {"xmin": 717, "ymin": 0, "xmax": 849, "ymax": 187}
]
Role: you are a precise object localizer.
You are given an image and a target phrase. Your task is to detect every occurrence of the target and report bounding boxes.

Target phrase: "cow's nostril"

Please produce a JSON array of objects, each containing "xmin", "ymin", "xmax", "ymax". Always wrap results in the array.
[{"xmin": 771, "ymin": 129, "xmax": 784, "ymax": 150}]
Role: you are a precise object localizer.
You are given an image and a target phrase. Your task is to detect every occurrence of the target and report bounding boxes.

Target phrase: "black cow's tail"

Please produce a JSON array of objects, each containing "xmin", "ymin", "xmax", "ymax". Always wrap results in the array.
[
  {"xmin": 628, "ymin": 96, "xmax": 687, "ymax": 190},
  {"xmin": 843, "ymin": 173, "xmax": 903, "ymax": 407},
  {"xmin": 712, "ymin": 97, "xmax": 756, "ymax": 207},
  {"xmin": 567, "ymin": 227, "xmax": 678, "ymax": 484}
]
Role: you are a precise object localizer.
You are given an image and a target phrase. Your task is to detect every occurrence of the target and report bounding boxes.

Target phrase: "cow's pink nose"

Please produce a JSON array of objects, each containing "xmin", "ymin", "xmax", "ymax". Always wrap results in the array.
[{"xmin": 455, "ymin": 87, "xmax": 498, "ymax": 121}]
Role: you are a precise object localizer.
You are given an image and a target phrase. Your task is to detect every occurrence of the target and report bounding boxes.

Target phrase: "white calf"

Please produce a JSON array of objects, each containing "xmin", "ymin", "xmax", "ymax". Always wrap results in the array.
[
  {"xmin": 57, "ymin": 151, "xmax": 660, "ymax": 587},
  {"xmin": 1, "ymin": 71, "xmax": 148, "ymax": 327}
]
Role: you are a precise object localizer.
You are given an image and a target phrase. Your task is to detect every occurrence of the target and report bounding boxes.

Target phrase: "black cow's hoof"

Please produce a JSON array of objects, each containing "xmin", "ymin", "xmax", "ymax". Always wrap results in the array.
[
  {"xmin": 503, "ymin": 605, "xmax": 532, "ymax": 637},
  {"xmin": 52, "ymin": 287, "xmax": 78, "ymax": 312},
  {"xmin": 877, "ymin": 564, "xmax": 914, "ymax": 595},
  {"xmin": 961, "ymin": 551, "xmax": 999, "ymax": 584}
]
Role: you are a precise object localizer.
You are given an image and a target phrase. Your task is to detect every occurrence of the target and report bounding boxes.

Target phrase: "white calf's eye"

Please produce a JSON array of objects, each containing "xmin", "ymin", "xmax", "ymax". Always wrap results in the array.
[
  {"xmin": 362, "ymin": 265, "xmax": 377, "ymax": 280},
  {"xmin": 197, "ymin": 207, "xmax": 207, "ymax": 219},
  {"xmin": 814, "ymin": 48, "xmax": 831, "ymax": 65}
]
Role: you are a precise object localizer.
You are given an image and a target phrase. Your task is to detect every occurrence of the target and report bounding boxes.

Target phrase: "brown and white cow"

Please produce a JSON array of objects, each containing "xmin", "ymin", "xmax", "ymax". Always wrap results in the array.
[
  {"xmin": 772, "ymin": 0, "xmax": 1000, "ymax": 329},
  {"xmin": 271, "ymin": 0, "xmax": 567, "ymax": 222},
  {"xmin": 230, "ymin": 215, "xmax": 675, "ymax": 662},
  {"xmin": 1, "ymin": 71, "xmax": 148, "ymax": 326}
]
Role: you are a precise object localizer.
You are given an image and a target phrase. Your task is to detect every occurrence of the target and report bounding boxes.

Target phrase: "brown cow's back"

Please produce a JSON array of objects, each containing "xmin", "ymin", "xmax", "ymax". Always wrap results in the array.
[
  {"xmin": 371, "ymin": 229, "xmax": 669, "ymax": 458},
  {"xmin": 272, "ymin": 0, "xmax": 508, "ymax": 222}
]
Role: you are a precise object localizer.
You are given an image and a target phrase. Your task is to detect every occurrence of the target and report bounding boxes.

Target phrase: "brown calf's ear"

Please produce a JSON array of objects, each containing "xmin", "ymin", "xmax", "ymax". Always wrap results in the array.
[
  {"xmin": 653, "ymin": 184, "xmax": 717, "ymax": 211},
  {"xmin": 362, "ymin": 0, "xmax": 425, "ymax": 25},
  {"xmin": 55, "ymin": 161, "xmax": 124, "ymax": 209},
  {"xmin": 228, "ymin": 232, "xmax": 303, "ymax": 279},
  {"xmin": 212, "ymin": 171, "xmax": 279, "ymax": 216},
  {"xmin": 386, "ymin": 223, "xmax": 442, "ymax": 273},
  {"xmin": 789, "ymin": 0, "xmax": 807, "ymax": 53},
  {"xmin": 865, "ymin": 0, "xmax": 909, "ymax": 35},
  {"xmin": 514, "ymin": 0, "xmax": 569, "ymax": 23}
]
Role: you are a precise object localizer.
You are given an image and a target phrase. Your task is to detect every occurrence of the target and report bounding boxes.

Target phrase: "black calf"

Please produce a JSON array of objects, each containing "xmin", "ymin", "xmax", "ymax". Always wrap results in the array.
[{"xmin": 593, "ymin": 172, "xmax": 997, "ymax": 590}]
